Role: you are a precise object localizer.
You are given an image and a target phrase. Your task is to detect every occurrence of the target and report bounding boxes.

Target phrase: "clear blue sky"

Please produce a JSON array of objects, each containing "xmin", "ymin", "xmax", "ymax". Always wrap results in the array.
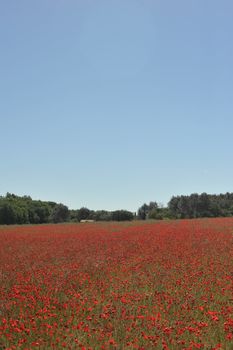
[{"xmin": 0, "ymin": 0, "xmax": 232, "ymax": 211}]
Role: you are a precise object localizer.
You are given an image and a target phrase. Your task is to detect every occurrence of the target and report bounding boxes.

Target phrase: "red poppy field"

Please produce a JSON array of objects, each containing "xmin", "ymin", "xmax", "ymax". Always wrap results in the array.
[{"xmin": 1, "ymin": 218, "xmax": 233, "ymax": 349}]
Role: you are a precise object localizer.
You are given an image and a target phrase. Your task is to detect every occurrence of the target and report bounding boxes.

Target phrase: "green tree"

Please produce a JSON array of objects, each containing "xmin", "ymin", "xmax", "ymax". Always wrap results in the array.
[
  {"xmin": 76, "ymin": 207, "xmax": 91, "ymax": 221},
  {"xmin": 138, "ymin": 201, "xmax": 158, "ymax": 220},
  {"xmin": 137, "ymin": 203, "xmax": 149, "ymax": 220},
  {"xmin": 93, "ymin": 210, "xmax": 112, "ymax": 221},
  {"xmin": 112, "ymin": 210, "xmax": 134, "ymax": 221},
  {"xmin": 0, "ymin": 202, "xmax": 17, "ymax": 225},
  {"xmin": 50, "ymin": 204, "xmax": 69, "ymax": 223}
]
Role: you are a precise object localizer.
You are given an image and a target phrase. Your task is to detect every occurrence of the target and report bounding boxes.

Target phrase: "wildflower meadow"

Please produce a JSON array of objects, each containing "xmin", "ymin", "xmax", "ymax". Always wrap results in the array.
[{"xmin": 1, "ymin": 218, "xmax": 233, "ymax": 349}]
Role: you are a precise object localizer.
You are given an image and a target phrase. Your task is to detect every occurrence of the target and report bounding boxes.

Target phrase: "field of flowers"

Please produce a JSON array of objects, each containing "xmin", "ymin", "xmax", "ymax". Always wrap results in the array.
[{"xmin": 0, "ymin": 218, "xmax": 233, "ymax": 349}]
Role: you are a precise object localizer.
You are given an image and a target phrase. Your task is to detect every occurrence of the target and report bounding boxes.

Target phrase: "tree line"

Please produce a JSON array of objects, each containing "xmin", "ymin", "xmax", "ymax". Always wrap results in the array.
[
  {"xmin": 168, "ymin": 192, "xmax": 233, "ymax": 219},
  {"xmin": 0, "ymin": 193, "xmax": 134, "ymax": 225},
  {"xmin": 0, "ymin": 192, "xmax": 233, "ymax": 225},
  {"xmin": 137, "ymin": 193, "xmax": 233, "ymax": 219}
]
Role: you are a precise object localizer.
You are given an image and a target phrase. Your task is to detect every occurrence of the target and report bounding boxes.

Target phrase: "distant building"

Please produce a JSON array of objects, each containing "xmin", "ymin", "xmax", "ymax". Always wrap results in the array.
[{"xmin": 80, "ymin": 220, "xmax": 95, "ymax": 223}]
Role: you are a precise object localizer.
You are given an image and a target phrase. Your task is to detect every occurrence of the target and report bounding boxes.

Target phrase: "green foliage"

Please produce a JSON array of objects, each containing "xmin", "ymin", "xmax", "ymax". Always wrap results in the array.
[
  {"xmin": 168, "ymin": 192, "xmax": 233, "ymax": 219},
  {"xmin": 137, "ymin": 201, "xmax": 158, "ymax": 220},
  {"xmin": 93, "ymin": 210, "xmax": 113, "ymax": 221},
  {"xmin": 137, "ymin": 203, "xmax": 148, "ymax": 220},
  {"xmin": 1, "ymin": 191, "xmax": 233, "ymax": 225},
  {"xmin": 0, "ymin": 193, "xmax": 54, "ymax": 225},
  {"xmin": 50, "ymin": 204, "xmax": 69, "ymax": 223},
  {"xmin": 138, "ymin": 193, "xmax": 233, "ymax": 220},
  {"xmin": 0, "ymin": 193, "xmax": 136, "ymax": 225},
  {"xmin": 111, "ymin": 210, "xmax": 134, "ymax": 221},
  {"xmin": 76, "ymin": 207, "xmax": 91, "ymax": 222},
  {"xmin": 0, "ymin": 202, "xmax": 17, "ymax": 224},
  {"xmin": 148, "ymin": 208, "xmax": 164, "ymax": 220}
]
